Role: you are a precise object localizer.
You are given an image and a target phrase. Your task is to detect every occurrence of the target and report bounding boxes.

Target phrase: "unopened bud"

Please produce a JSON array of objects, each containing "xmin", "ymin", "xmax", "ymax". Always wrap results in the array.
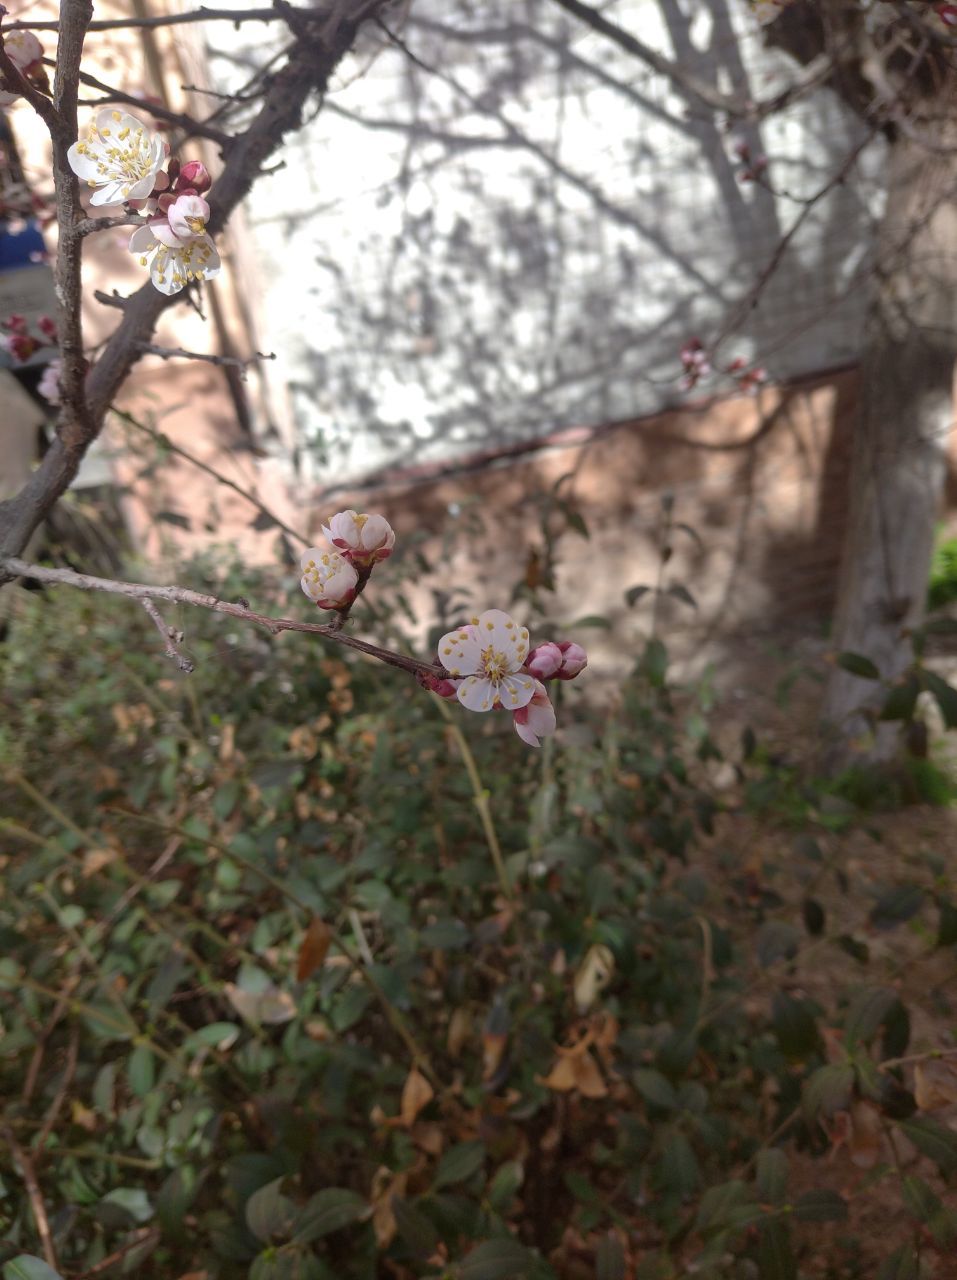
[
  {"xmin": 525, "ymin": 641, "xmax": 563, "ymax": 679},
  {"xmin": 177, "ymin": 160, "xmax": 212, "ymax": 194},
  {"xmin": 37, "ymin": 314, "xmax": 56, "ymax": 340},
  {"xmin": 556, "ymin": 641, "xmax": 587, "ymax": 680}
]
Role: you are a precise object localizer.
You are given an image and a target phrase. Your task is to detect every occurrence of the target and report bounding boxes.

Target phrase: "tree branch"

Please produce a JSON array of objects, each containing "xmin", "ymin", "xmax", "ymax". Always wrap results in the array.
[
  {"xmin": 1, "ymin": 557, "xmax": 440, "ymax": 682},
  {"xmin": 10, "ymin": 5, "xmax": 326, "ymax": 35},
  {"xmin": 0, "ymin": 1, "xmax": 386, "ymax": 572}
]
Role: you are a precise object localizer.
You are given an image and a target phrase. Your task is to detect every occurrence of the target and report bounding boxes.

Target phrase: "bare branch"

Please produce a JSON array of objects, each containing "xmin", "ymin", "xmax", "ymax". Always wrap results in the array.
[
  {"xmin": 10, "ymin": 5, "xmax": 323, "ymax": 35},
  {"xmin": 0, "ymin": 3, "xmax": 387, "ymax": 570},
  {"xmin": 2, "ymin": 1125, "xmax": 59, "ymax": 1272},
  {"xmin": 135, "ymin": 343, "xmax": 277, "ymax": 376},
  {"xmin": 139, "ymin": 598, "xmax": 195, "ymax": 673},
  {"xmin": 73, "ymin": 66, "xmax": 235, "ymax": 148},
  {"xmin": 116, "ymin": 409, "xmax": 310, "ymax": 546},
  {"xmin": 2, "ymin": 557, "xmax": 439, "ymax": 682}
]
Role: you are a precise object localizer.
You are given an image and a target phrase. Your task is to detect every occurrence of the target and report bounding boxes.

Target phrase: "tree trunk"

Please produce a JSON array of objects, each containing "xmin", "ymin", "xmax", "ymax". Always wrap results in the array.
[{"xmin": 822, "ymin": 131, "xmax": 957, "ymax": 759}]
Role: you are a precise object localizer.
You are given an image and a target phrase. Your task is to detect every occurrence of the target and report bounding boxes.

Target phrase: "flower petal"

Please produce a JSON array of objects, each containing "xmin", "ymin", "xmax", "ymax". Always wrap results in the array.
[
  {"xmin": 477, "ymin": 609, "xmax": 528, "ymax": 672},
  {"xmin": 499, "ymin": 673, "xmax": 537, "ymax": 710},
  {"xmin": 438, "ymin": 625, "xmax": 482, "ymax": 678},
  {"xmin": 457, "ymin": 676, "xmax": 496, "ymax": 713}
]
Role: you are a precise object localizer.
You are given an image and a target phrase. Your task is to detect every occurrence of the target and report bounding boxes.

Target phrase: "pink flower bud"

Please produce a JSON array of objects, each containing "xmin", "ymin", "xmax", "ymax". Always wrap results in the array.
[
  {"xmin": 938, "ymin": 4, "xmax": 957, "ymax": 25},
  {"xmin": 525, "ymin": 641, "xmax": 563, "ymax": 679},
  {"xmin": 3, "ymin": 331, "xmax": 39, "ymax": 361},
  {"xmin": 419, "ymin": 672, "xmax": 459, "ymax": 699},
  {"xmin": 556, "ymin": 641, "xmax": 587, "ymax": 680},
  {"xmin": 2, "ymin": 313, "xmax": 27, "ymax": 334},
  {"xmin": 37, "ymin": 314, "xmax": 56, "ymax": 340},
  {"xmin": 177, "ymin": 161, "xmax": 212, "ymax": 194}
]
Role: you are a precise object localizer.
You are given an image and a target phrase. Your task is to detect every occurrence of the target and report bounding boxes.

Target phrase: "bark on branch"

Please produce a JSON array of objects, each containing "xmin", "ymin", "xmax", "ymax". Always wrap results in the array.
[{"xmin": 0, "ymin": 0, "xmax": 386, "ymax": 576}]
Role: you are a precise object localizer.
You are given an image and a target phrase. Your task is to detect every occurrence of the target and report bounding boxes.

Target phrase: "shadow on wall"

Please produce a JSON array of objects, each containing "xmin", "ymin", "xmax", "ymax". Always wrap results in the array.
[{"xmin": 303, "ymin": 368, "xmax": 869, "ymax": 684}]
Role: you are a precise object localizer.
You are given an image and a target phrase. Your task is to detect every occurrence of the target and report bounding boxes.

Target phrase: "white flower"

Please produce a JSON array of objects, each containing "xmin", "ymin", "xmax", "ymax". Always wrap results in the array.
[
  {"xmin": 37, "ymin": 357, "xmax": 61, "ymax": 406},
  {"xmin": 67, "ymin": 109, "xmax": 165, "ymax": 207},
  {"xmin": 322, "ymin": 510, "xmax": 395, "ymax": 564},
  {"xmin": 300, "ymin": 546, "xmax": 358, "ymax": 610},
  {"xmin": 513, "ymin": 680, "xmax": 557, "ymax": 748},
  {"xmin": 438, "ymin": 609, "xmax": 537, "ymax": 713},
  {"xmin": 167, "ymin": 192, "xmax": 209, "ymax": 241},
  {"xmin": 129, "ymin": 221, "xmax": 220, "ymax": 296}
]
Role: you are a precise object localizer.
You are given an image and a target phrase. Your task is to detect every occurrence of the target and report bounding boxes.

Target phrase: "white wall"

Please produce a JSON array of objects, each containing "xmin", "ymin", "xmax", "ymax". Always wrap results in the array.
[{"xmin": 207, "ymin": 0, "xmax": 883, "ymax": 482}]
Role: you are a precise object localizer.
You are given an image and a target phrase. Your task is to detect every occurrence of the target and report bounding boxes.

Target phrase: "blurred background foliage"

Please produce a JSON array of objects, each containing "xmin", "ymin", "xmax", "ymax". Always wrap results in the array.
[{"xmin": 2, "ymin": 535, "xmax": 957, "ymax": 1280}]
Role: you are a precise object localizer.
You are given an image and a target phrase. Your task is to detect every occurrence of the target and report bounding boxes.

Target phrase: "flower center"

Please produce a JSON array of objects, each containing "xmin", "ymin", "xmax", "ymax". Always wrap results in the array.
[
  {"xmin": 480, "ymin": 645, "xmax": 508, "ymax": 683},
  {"xmin": 185, "ymin": 215, "xmax": 206, "ymax": 235}
]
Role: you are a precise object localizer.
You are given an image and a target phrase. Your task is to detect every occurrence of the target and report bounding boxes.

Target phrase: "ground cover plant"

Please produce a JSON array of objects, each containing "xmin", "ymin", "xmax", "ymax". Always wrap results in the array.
[{"xmin": 2, "ymin": 550, "xmax": 957, "ymax": 1280}]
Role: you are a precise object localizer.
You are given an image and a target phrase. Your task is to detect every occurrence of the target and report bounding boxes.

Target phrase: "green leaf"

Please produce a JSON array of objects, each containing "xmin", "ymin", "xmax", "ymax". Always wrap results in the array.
[
  {"xmin": 802, "ymin": 1064, "xmax": 854, "ymax": 1123},
  {"xmin": 880, "ymin": 677, "xmax": 920, "ymax": 722},
  {"xmin": 433, "ymin": 1141, "xmax": 486, "ymax": 1189},
  {"xmin": 569, "ymin": 614, "xmax": 612, "ymax": 630},
  {"xmin": 245, "ymin": 1177, "xmax": 297, "ymax": 1243},
  {"xmin": 772, "ymin": 992, "xmax": 820, "ymax": 1060},
  {"xmin": 756, "ymin": 1218, "xmax": 796, "ymax": 1280},
  {"xmin": 293, "ymin": 1188, "xmax": 366, "ymax": 1244},
  {"xmin": 633, "ymin": 1069, "xmax": 678, "ymax": 1111},
  {"xmin": 694, "ymin": 1180, "xmax": 749, "ymax": 1232},
  {"xmin": 666, "ymin": 584, "xmax": 697, "ymax": 610},
  {"xmin": 755, "ymin": 1149, "xmax": 788, "ymax": 1205},
  {"xmin": 487, "ymin": 1161, "xmax": 524, "ymax": 1211},
  {"xmin": 836, "ymin": 651, "xmax": 880, "ymax": 680},
  {"xmin": 937, "ymin": 897, "xmax": 957, "ymax": 946},
  {"xmin": 457, "ymin": 1238, "xmax": 535, "ymax": 1280},
  {"xmin": 3, "ymin": 1259, "xmax": 65, "ymax": 1280},
  {"xmin": 127, "ymin": 1044, "xmax": 155, "ymax": 1098},
  {"xmin": 792, "ymin": 1189, "xmax": 847, "ymax": 1222},
  {"xmin": 595, "ymin": 1233, "xmax": 627, "ymax": 1280},
  {"xmin": 184, "ymin": 1022, "xmax": 241, "ymax": 1052},
  {"xmin": 419, "ymin": 919, "xmax": 470, "ymax": 950},
  {"xmin": 756, "ymin": 922, "xmax": 801, "ymax": 968},
  {"xmin": 924, "ymin": 670, "xmax": 957, "ymax": 728},
  {"xmin": 640, "ymin": 638, "xmax": 668, "ymax": 685},
  {"xmin": 393, "ymin": 1199, "xmax": 440, "ymax": 1257},
  {"xmin": 624, "ymin": 585, "xmax": 651, "ymax": 608},
  {"xmin": 897, "ymin": 1116, "xmax": 957, "ymax": 1175},
  {"xmin": 878, "ymin": 1246, "xmax": 919, "ymax": 1280},
  {"xmin": 901, "ymin": 1174, "xmax": 940, "ymax": 1225},
  {"xmin": 844, "ymin": 987, "xmax": 896, "ymax": 1046},
  {"xmin": 657, "ymin": 1133, "xmax": 698, "ymax": 1196},
  {"xmin": 801, "ymin": 898, "xmax": 825, "ymax": 936},
  {"xmin": 156, "ymin": 1165, "xmax": 200, "ymax": 1237},
  {"xmin": 868, "ymin": 886, "xmax": 924, "ymax": 930}
]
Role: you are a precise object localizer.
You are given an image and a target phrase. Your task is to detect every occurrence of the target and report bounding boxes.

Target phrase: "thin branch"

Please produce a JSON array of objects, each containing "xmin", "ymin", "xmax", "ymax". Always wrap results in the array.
[
  {"xmin": 74, "ymin": 1228, "xmax": 161, "ymax": 1280},
  {"xmin": 135, "ymin": 342, "xmax": 277, "ymax": 376},
  {"xmin": 116, "ymin": 409, "xmax": 310, "ymax": 547},
  {"xmin": 1, "ymin": 1126, "xmax": 59, "ymax": 1272},
  {"xmin": 140, "ymin": 597, "xmax": 195, "ymax": 673},
  {"xmin": 2, "ymin": 557, "xmax": 439, "ymax": 682},
  {"xmin": 76, "ymin": 214, "xmax": 148, "ymax": 237},
  {"xmin": 0, "ymin": 3, "xmax": 387, "ymax": 568},
  {"xmin": 548, "ymin": 0, "xmax": 837, "ymax": 122},
  {"xmin": 73, "ymin": 66, "xmax": 234, "ymax": 148},
  {"xmin": 0, "ymin": 46, "xmax": 62, "ymax": 138},
  {"xmin": 35, "ymin": 1025, "xmax": 80, "ymax": 1160},
  {"xmin": 11, "ymin": 5, "xmax": 323, "ymax": 34}
]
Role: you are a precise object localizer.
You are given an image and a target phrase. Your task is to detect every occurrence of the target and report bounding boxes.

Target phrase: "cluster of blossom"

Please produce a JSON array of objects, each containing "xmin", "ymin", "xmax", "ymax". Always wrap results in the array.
[
  {"xmin": 0, "ymin": 312, "xmax": 60, "ymax": 402},
  {"xmin": 299, "ymin": 511, "xmax": 587, "ymax": 748},
  {"xmin": 937, "ymin": 4, "xmax": 957, "ymax": 25},
  {"xmin": 0, "ymin": 26, "xmax": 47, "ymax": 106},
  {"xmin": 300, "ymin": 510, "xmax": 396, "ymax": 611},
  {"xmin": 67, "ymin": 109, "xmax": 220, "ymax": 296},
  {"xmin": 680, "ymin": 338, "xmax": 766, "ymax": 396},
  {"xmin": 732, "ymin": 139, "xmax": 768, "ymax": 184}
]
